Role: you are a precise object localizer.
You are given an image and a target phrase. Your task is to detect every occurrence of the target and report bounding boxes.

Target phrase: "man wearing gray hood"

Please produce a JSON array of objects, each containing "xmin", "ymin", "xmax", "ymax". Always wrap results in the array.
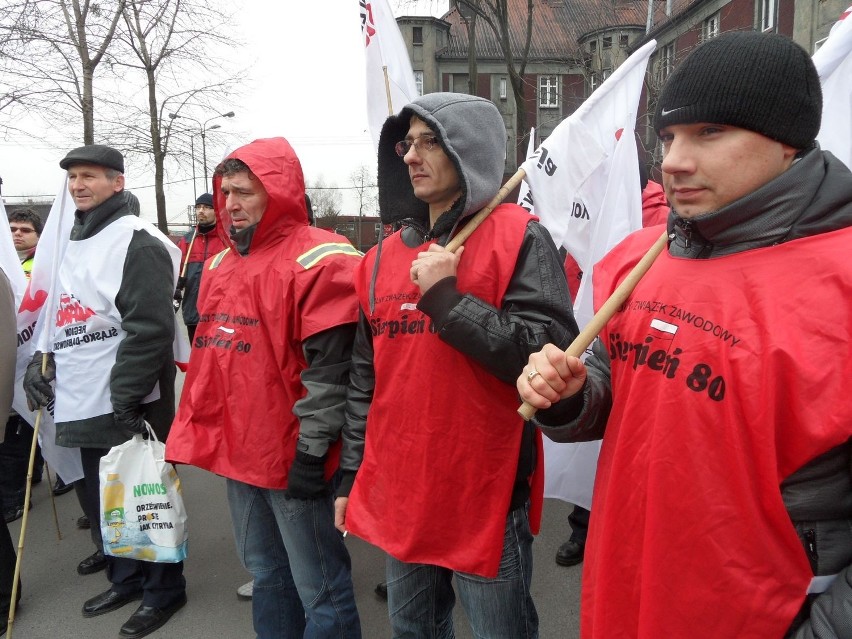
[{"xmin": 335, "ymin": 93, "xmax": 577, "ymax": 637}]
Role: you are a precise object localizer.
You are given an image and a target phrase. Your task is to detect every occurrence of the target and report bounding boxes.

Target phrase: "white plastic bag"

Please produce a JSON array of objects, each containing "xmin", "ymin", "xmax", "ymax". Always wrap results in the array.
[{"xmin": 99, "ymin": 422, "xmax": 188, "ymax": 562}]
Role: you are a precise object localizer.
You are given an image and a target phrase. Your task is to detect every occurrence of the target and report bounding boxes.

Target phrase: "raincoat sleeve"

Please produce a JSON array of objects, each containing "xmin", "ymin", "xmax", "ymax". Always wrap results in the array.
[
  {"xmin": 292, "ymin": 323, "xmax": 357, "ymax": 457},
  {"xmin": 337, "ymin": 310, "xmax": 374, "ymax": 497},
  {"xmin": 417, "ymin": 221, "xmax": 578, "ymax": 385}
]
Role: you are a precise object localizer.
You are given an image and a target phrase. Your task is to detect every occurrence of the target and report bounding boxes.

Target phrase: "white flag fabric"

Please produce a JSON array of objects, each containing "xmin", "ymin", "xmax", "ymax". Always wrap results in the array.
[
  {"xmin": 517, "ymin": 127, "xmax": 536, "ymax": 213},
  {"xmin": 360, "ymin": 0, "xmax": 419, "ymax": 148},
  {"xmin": 14, "ymin": 179, "xmax": 84, "ymax": 483},
  {"xmin": 813, "ymin": 6, "xmax": 852, "ymax": 169},
  {"xmin": 521, "ymin": 40, "xmax": 656, "ymax": 508}
]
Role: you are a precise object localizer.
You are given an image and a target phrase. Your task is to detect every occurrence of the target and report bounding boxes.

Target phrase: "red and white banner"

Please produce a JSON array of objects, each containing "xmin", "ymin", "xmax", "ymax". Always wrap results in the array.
[
  {"xmin": 520, "ymin": 41, "xmax": 656, "ymax": 508},
  {"xmin": 14, "ymin": 179, "xmax": 84, "ymax": 483},
  {"xmin": 359, "ymin": 0, "xmax": 419, "ymax": 148},
  {"xmin": 813, "ymin": 5, "xmax": 852, "ymax": 169}
]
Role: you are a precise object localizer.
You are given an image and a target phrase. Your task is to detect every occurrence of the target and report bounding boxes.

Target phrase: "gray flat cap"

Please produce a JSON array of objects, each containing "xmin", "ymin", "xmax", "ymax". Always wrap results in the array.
[{"xmin": 59, "ymin": 144, "xmax": 125, "ymax": 173}]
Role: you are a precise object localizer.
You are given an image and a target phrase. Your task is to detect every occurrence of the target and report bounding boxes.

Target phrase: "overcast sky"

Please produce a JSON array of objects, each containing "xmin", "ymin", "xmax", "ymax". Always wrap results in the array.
[{"xmin": 0, "ymin": 0, "xmax": 449, "ymax": 227}]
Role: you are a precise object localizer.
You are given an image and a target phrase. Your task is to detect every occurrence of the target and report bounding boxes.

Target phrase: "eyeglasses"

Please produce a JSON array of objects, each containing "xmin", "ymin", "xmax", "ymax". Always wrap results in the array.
[
  {"xmin": 394, "ymin": 134, "xmax": 439, "ymax": 157},
  {"xmin": 9, "ymin": 226, "xmax": 35, "ymax": 234}
]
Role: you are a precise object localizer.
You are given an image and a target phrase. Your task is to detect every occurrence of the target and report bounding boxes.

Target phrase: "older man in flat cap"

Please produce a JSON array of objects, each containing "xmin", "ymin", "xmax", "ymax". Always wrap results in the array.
[{"xmin": 23, "ymin": 144, "xmax": 187, "ymax": 639}]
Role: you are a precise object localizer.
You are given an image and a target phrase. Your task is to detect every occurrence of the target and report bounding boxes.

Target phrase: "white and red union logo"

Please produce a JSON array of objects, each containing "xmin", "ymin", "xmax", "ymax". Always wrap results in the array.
[
  {"xmin": 359, "ymin": 0, "xmax": 377, "ymax": 46},
  {"xmin": 55, "ymin": 293, "xmax": 95, "ymax": 328}
]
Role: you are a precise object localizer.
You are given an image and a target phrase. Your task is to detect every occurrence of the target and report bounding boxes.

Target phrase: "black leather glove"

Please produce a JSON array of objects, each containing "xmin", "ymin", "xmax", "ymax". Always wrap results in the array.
[
  {"xmin": 23, "ymin": 351, "xmax": 55, "ymax": 411},
  {"xmin": 172, "ymin": 287, "xmax": 183, "ymax": 313},
  {"xmin": 114, "ymin": 410, "xmax": 148, "ymax": 437},
  {"xmin": 285, "ymin": 451, "xmax": 329, "ymax": 499}
]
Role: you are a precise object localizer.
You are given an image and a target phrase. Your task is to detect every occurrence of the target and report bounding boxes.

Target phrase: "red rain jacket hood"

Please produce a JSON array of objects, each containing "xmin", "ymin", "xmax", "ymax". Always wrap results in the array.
[{"xmin": 213, "ymin": 137, "xmax": 309, "ymax": 253}]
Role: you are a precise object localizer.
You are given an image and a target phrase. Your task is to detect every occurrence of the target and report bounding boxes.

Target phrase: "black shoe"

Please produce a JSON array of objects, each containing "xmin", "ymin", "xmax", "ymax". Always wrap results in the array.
[
  {"xmin": 76, "ymin": 514, "xmax": 91, "ymax": 529},
  {"xmin": 52, "ymin": 477, "xmax": 74, "ymax": 496},
  {"xmin": 374, "ymin": 582, "xmax": 388, "ymax": 600},
  {"xmin": 77, "ymin": 550, "xmax": 107, "ymax": 575},
  {"xmin": 119, "ymin": 593, "xmax": 187, "ymax": 638},
  {"xmin": 555, "ymin": 540, "xmax": 585, "ymax": 567},
  {"xmin": 3, "ymin": 502, "xmax": 31, "ymax": 524},
  {"xmin": 82, "ymin": 588, "xmax": 143, "ymax": 618}
]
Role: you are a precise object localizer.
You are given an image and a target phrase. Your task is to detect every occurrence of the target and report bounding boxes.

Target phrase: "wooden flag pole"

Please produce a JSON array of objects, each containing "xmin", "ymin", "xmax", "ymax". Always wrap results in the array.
[
  {"xmin": 382, "ymin": 66, "xmax": 394, "ymax": 116},
  {"xmin": 7, "ymin": 355, "xmax": 50, "ymax": 638},
  {"xmin": 445, "ymin": 168, "xmax": 527, "ymax": 253},
  {"xmin": 518, "ymin": 229, "xmax": 669, "ymax": 421}
]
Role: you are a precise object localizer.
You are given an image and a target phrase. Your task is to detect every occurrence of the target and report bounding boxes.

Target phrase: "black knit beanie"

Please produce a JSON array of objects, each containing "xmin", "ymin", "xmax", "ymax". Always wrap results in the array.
[{"xmin": 655, "ymin": 31, "xmax": 822, "ymax": 150}]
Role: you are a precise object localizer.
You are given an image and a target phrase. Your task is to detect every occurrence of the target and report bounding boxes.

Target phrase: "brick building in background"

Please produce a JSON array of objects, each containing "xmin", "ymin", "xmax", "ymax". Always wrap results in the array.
[{"xmin": 397, "ymin": 0, "xmax": 847, "ymax": 174}]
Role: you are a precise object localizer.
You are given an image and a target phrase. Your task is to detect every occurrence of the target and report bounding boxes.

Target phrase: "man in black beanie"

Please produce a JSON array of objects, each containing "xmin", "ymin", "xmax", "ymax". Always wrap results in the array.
[
  {"xmin": 175, "ymin": 193, "xmax": 227, "ymax": 341},
  {"xmin": 518, "ymin": 31, "xmax": 852, "ymax": 638}
]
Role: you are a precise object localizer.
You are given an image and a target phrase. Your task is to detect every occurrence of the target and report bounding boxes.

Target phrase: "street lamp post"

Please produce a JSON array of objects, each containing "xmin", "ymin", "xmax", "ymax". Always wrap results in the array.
[
  {"xmin": 168, "ymin": 112, "xmax": 196, "ymax": 200},
  {"xmin": 201, "ymin": 124, "xmax": 221, "ymax": 194},
  {"xmin": 168, "ymin": 110, "xmax": 235, "ymax": 196}
]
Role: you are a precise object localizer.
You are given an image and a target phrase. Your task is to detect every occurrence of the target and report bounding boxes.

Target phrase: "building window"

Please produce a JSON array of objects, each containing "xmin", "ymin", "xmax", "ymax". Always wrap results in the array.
[
  {"xmin": 659, "ymin": 42, "xmax": 674, "ymax": 80},
  {"xmin": 702, "ymin": 12, "xmax": 720, "ymax": 41},
  {"xmin": 760, "ymin": 0, "xmax": 776, "ymax": 31},
  {"xmin": 589, "ymin": 39, "xmax": 597, "ymax": 54},
  {"xmin": 414, "ymin": 71, "xmax": 423, "ymax": 96},
  {"xmin": 412, "ymin": 26, "xmax": 423, "ymax": 45},
  {"xmin": 539, "ymin": 75, "xmax": 558, "ymax": 108},
  {"xmin": 499, "ymin": 77, "xmax": 507, "ymax": 100},
  {"xmin": 620, "ymin": 33, "xmax": 629, "ymax": 47},
  {"xmin": 603, "ymin": 35, "xmax": 612, "ymax": 49}
]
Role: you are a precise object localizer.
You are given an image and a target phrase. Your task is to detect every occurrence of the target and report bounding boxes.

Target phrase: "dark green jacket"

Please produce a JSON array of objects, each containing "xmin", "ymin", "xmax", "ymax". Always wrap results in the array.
[{"xmin": 56, "ymin": 191, "xmax": 176, "ymax": 449}]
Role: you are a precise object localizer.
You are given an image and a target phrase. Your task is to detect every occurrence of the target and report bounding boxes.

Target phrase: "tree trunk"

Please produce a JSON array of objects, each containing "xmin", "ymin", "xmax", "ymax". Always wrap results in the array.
[
  {"xmin": 467, "ymin": 13, "xmax": 478, "ymax": 95},
  {"xmin": 147, "ymin": 67, "xmax": 168, "ymax": 233},
  {"xmin": 82, "ymin": 64, "xmax": 94, "ymax": 144}
]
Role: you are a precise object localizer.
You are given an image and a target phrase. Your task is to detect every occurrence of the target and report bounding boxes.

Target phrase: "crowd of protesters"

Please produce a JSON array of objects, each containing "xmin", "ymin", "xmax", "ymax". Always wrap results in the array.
[{"xmin": 2, "ymin": 30, "xmax": 851, "ymax": 639}]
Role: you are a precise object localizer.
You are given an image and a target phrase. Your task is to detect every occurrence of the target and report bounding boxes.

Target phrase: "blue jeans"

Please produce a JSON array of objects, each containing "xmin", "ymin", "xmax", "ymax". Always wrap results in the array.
[
  {"xmin": 226, "ymin": 479, "xmax": 361, "ymax": 639},
  {"xmin": 386, "ymin": 505, "xmax": 538, "ymax": 639}
]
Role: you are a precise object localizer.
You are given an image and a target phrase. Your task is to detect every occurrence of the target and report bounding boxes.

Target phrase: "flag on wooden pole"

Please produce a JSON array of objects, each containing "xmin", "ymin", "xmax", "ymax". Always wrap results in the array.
[
  {"xmin": 14, "ymin": 179, "xmax": 84, "ymax": 483},
  {"xmin": 519, "ymin": 40, "xmax": 656, "ymax": 509},
  {"xmin": 359, "ymin": 0, "xmax": 419, "ymax": 148}
]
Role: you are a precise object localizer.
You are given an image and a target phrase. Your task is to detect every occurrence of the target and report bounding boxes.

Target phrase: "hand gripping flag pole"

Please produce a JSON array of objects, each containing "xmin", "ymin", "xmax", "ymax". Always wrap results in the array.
[{"xmin": 517, "ymin": 229, "xmax": 668, "ymax": 421}]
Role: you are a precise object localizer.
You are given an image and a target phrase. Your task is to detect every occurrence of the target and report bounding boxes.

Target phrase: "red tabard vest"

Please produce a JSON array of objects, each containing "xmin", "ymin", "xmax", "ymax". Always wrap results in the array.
[
  {"xmin": 347, "ymin": 204, "xmax": 540, "ymax": 577},
  {"xmin": 582, "ymin": 225, "xmax": 852, "ymax": 638},
  {"xmin": 166, "ymin": 231, "xmax": 360, "ymax": 489}
]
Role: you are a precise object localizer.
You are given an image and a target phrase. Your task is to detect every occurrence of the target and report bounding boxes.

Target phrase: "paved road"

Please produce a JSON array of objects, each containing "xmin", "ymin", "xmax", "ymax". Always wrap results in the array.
[{"xmin": 6, "ymin": 370, "xmax": 583, "ymax": 637}]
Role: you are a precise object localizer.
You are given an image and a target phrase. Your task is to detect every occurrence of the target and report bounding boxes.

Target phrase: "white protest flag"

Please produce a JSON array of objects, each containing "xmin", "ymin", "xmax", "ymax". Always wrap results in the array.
[
  {"xmin": 813, "ymin": 6, "xmax": 852, "ymax": 169},
  {"xmin": 521, "ymin": 40, "xmax": 655, "ymax": 508},
  {"xmin": 360, "ymin": 0, "xmax": 418, "ymax": 148},
  {"xmin": 15, "ymin": 178, "xmax": 84, "ymax": 483},
  {"xmin": 517, "ymin": 127, "xmax": 536, "ymax": 213}
]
